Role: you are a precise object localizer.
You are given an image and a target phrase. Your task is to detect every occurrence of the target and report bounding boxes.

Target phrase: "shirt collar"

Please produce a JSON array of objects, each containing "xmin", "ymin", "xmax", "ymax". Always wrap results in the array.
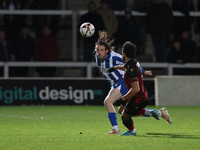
[
  {"xmin": 104, "ymin": 53, "xmax": 111, "ymax": 61},
  {"xmin": 100, "ymin": 52, "xmax": 111, "ymax": 62}
]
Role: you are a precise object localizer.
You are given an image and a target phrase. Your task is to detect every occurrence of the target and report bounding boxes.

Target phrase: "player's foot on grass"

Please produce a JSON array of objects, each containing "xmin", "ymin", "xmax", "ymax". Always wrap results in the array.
[
  {"xmin": 150, "ymin": 109, "xmax": 160, "ymax": 120},
  {"xmin": 120, "ymin": 130, "xmax": 136, "ymax": 136},
  {"xmin": 106, "ymin": 130, "xmax": 120, "ymax": 134},
  {"xmin": 160, "ymin": 107, "xmax": 172, "ymax": 125}
]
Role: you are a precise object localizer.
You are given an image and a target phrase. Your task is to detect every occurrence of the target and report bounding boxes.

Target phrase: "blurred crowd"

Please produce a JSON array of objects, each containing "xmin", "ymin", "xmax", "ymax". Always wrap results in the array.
[
  {"xmin": 80, "ymin": 0, "xmax": 200, "ymax": 64},
  {"xmin": 0, "ymin": 0, "xmax": 59, "ymax": 77},
  {"xmin": 0, "ymin": 0, "xmax": 200, "ymax": 77}
]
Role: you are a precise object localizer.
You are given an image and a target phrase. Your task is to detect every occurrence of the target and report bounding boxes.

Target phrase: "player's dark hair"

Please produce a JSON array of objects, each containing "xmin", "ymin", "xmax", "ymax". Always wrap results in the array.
[
  {"xmin": 122, "ymin": 41, "xmax": 137, "ymax": 58},
  {"xmin": 95, "ymin": 31, "xmax": 114, "ymax": 54}
]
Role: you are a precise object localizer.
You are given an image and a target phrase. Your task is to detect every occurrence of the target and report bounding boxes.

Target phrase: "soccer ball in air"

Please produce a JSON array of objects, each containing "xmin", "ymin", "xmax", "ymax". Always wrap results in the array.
[{"xmin": 80, "ymin": 22, "xmax": 95, "ymax": 38}]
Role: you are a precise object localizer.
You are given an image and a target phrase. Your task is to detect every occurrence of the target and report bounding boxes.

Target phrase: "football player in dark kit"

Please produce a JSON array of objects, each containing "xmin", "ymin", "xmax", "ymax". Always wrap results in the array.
[{"xmin": 108, "ymin": 41, "xmax": 172, "ymax": 136}]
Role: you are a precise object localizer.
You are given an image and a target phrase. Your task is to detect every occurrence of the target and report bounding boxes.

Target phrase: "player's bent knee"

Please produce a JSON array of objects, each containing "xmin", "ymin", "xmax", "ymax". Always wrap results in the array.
[{"xmin": 103, "ymin": 98, "xmax": 112, "ymax": 106}]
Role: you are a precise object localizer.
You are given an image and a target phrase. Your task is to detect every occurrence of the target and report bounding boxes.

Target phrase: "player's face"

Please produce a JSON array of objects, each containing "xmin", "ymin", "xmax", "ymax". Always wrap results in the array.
[{"xmin": 96, "ymin": 45, "xmax": 108, "ymax": 60}]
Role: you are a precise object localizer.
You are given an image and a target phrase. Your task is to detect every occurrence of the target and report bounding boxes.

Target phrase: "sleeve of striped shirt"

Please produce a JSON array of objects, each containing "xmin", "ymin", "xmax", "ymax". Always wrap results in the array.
[
  {"xmin": 141, "ymin": 67, "xmax": 146, "ymax": 74},
  {"xmin": 112, "ymin": 52, "xmax": 125, "ymax": 65}
]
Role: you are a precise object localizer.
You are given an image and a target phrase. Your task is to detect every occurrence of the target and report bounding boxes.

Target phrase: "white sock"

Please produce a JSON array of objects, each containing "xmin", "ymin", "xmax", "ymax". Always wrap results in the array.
[
  {"xmin": 144, "ymin": 108, "xmax": 152, "ymax": 116},
  {"xmin": 158, "ymin": 110, "xmax": 162, "ymax": 117},
  {"xmin": 112, "ymin": 125, "xmax": 119, "ymax": 131},
  {"xmin": 130, "ymin": 128, "xmax": 136, "ymax": 133}
]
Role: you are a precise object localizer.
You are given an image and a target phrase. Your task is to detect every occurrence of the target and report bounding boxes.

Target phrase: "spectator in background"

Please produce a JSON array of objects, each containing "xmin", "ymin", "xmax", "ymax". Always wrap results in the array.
[
  {"xmin": 167, "ymin": 37, "xmax": 196, "ymax": 75},
  {"xmin": 168, "ymin": 31, "xmax": 196, "ymax": 64},
  {"xmin": 36, "ymin": 26, "xmax": 59, "ymax": 77},
  {"xmin": 172, "ymin": 0, "xmax": 195, "ymax": 40},
  {"xmin": 10, "ymin": 24, "xmax": 35, "ymax": 77},
  {"xmin": 196, "ymin": 0, "xmax": 200, "ymax": 63},
  {"xmin": 30, "ymin": 0, "xmax": 60, "ymax": 38},
  {"xmin": 97, "ymin": 0, "xmax": 118, "ymax": 39},
  {"xmin": 132, "ymin": 0, "xmax": 153, "ymax": 55},
  {"xmin": 167, "ymin": 40, "xmax": 186, "ymax": 64},
  {"xmin": 106, "ymin": 0, "xmax": 127, "ymax": 11},
  {"xmin": 80, "ymin": 1, "xmax": 105, "ymax": 61},
  {"xmin": 117, "ymin": 9, "xmax": 137, "ymax": 50},
  {"xmin": 197, "ymin": 0, "xmax": 200, "ymax": 36},
  {"xmin": 42, "ymin": 0, "xmax": 60, "ymax": 37},
  {"xmin": 179, "ymin": 31, "xmax": 196, "ymax": 63},
  {"xmin": 196, "ymin": 41, "xmax": 200, "ymax": 62},
  {"xmin": 0, "ymin": 28, "xmax": 10, "ymax": 76},
  {"xmin": 147, "ymin": 0, "xmax": 172, "ymax": 62},
  {"xmin": 106, "ymin": 0, "xmax": 127, "ymax": 50},
  {"xmin": 0, "ymin": 0, "xmax": 24, "ymax": 40},
  {"xmin": 0, "ymin": 28, "xmax": 9, "ymax": 62},
  {"xmin": 196, "ymin": 0, "xmax": 200, "ymax": 62},
  {"xmin": 29, "ymin": 0, "xmax": 44, "ymax": 39}
]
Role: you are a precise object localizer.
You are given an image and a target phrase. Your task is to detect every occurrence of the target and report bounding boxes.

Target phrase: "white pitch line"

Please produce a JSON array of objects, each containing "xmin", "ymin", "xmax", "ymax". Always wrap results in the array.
[{"xmin": 0, "ymin": 114, "xmax": 44, "ymax": 120}]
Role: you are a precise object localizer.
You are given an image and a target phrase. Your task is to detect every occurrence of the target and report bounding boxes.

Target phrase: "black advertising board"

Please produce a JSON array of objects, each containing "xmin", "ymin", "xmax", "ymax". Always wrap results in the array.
[{"xmin": 0, "ymin": 79, "xmax": 155, "ymax": 106}]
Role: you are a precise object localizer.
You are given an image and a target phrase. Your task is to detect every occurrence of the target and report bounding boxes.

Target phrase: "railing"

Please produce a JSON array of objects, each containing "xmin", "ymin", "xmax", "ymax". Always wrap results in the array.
[
  {"xmin": 0, "ymin": 62, "xmax": 199, "ymax": 79},
  {"xmin": 0, "ymin": 10, "xmax": 199, "ymax": 78},
  {"xmin": 0, "ymin": 10, "xmax": 200, "ymax": 61}
]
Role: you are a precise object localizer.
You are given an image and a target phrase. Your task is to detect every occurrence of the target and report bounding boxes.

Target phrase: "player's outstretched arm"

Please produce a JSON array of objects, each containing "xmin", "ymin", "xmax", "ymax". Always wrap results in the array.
[
  {"xmin": 107, "ymin": 66, "xmax": 125, "ymax": 73},
  {"xmin": 144, "ymin": 70, "xmax": 152, "ymax": 76},
  {"xmin": 115, "ymin": 66, "xmax": 126, "ymax": 71},
  {"xmin": 141, "ymin": 67, "xmax": 152, "ymax": 76}
]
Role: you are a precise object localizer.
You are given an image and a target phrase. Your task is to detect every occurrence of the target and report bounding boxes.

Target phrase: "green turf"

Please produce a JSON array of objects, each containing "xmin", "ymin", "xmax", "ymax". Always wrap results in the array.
[{"xmin": 0, "ymin": 106, "xmax": 200, "ymax": 150}]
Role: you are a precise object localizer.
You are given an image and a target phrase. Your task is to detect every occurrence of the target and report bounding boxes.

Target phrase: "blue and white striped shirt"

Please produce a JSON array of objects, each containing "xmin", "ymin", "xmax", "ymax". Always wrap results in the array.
[{"xmin": 94, "ymin": 51, "xmax": 125, "ymax": 86}]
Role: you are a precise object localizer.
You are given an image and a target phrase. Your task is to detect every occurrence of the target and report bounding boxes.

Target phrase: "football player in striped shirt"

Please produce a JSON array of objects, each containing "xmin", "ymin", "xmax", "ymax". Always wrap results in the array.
[{"xmin": 93, "ymin": 31, "xmax": 157, "ymax": 134}]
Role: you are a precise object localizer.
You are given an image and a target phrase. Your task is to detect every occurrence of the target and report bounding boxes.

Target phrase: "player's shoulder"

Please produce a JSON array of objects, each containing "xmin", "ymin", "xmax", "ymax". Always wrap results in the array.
[
  {"xmin": 111, "ymin": 51, "xmax": 121, "ymax": 56},
  {"xmin": 125, "ymin": 59, "xmax": 138, "ymax": 78},
  {"xmin": 125, "ymin": 59, "xmax": 137, "ymax": 68},
  {"xmin": 111, "ymin": 51, "xmax": 122, "ymax": 59}
]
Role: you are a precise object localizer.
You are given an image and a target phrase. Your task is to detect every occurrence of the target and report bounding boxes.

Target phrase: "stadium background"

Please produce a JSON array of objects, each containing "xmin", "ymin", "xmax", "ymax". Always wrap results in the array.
[
  {"xmin": 0, "ymin": 0, "xmax": 200, "ymax": 106},
  {"xmin": 0, "ymin": 2, "xmax": 200, "ymax": 150}
]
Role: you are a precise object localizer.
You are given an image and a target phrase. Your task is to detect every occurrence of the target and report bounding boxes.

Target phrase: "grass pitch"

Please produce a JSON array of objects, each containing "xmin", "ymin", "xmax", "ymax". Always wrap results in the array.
[{"xmin": 0, "ymin": 106, "xmax": 200, "ymax": 150}]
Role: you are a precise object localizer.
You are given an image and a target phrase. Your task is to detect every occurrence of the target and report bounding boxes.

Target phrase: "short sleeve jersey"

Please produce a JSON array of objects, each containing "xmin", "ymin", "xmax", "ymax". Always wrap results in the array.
[
  {"xmin": 93, "ymin": 50, "xmax": 125, "ymax": 86},
  {"xmin": 124, "ymin": 59, "xmax": 148, "ymax": 103}
]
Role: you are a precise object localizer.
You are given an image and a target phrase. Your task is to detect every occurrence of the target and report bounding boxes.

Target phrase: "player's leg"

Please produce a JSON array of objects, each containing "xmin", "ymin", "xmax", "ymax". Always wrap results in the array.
[
  {"xmin": 120, "ymin": 112, "xmax": 136, "ymax": 136},
  {"xmin": 134, "ymin": 107, "xmax": 172, "ymax": 124},
  {"xmin": 120, "ymin": 101, "xmax": 146, "ymax": 136},
  {"xmin": 141, "ymin": 107, "xmax": 172, "ymax": 124},
  {"xmin": 160, "ymin": 107, "xmax": 172, "ymax": 125},
  {"xmin": 129, "ymin": 90, "xmax": 160, "ymax": 119},
  {"xmin": 104, "ymin": 88, "xmax": 122, "ymax": 134},
  {"xmin": 134, "ymin": 108, "xmax": 161, "ymax": 120}
]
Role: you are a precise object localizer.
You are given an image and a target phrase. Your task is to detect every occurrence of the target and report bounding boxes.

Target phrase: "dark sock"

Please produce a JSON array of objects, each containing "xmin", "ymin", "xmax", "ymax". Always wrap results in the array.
[{"xmin": 122, "ymin": 119, "xmax": 134, "ymax": 131}]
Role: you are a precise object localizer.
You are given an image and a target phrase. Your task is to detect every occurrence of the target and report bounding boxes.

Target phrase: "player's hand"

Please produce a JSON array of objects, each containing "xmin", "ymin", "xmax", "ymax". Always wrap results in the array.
[
  {"xmin": 144, "ymin": 70, "xmax": 152, "ymax": 76},
  {"xmin": 107, "ymin": 67, "xmax": 115, "ymax": 73}
]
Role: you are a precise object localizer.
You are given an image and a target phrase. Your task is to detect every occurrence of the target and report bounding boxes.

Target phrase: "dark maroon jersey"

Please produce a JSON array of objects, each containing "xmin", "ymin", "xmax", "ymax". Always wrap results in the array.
[{"xmin": 124, "ymin": 59, "xmax": 148, "ymax": 103}]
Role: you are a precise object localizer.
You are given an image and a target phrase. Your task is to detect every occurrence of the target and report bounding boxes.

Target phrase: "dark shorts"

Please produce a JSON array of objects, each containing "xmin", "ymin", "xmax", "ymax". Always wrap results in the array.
[
  {"xmin": 124, "ymin": 100, "xmax": 147, "ymax": 116},
  {"xmin": 115, "ymin": 99, "xmax": 127, "ymax": 106}
]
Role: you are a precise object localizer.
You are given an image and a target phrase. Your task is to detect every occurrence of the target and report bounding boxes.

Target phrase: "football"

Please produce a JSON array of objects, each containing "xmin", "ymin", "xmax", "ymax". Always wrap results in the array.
[{"xmin": 80, "ymin": 22, "xmax": 95, "ymax": 38}]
